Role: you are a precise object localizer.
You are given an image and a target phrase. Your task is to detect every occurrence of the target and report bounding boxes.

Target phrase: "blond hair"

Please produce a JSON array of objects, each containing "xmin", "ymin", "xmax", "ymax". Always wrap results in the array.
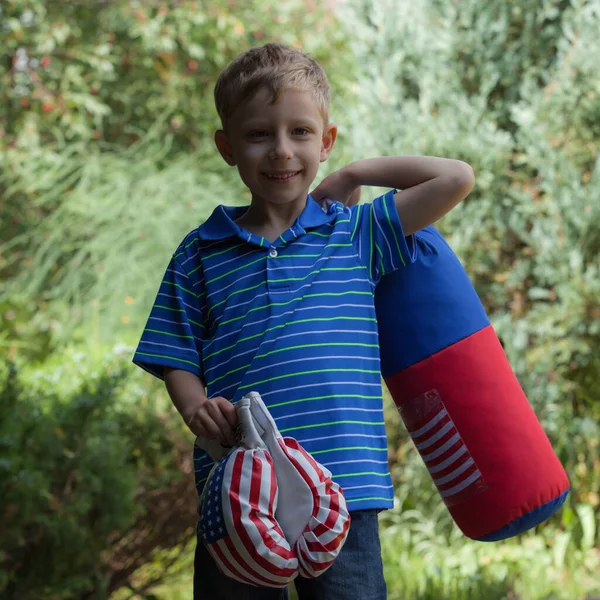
[{"xmin": 214, "ymin": 43, "xmax": 331, "ymax": 130}]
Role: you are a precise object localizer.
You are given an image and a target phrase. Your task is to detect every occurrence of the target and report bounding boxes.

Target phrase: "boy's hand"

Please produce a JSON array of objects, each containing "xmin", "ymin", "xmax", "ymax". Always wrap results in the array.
[
  {"xmin": 310, "ymin": 167, "xmax": 361, "ymax": 208},
  {"xmin": 164, "ymin": 368, "xmax": 238, "ymax": 447},
  {"xmin": 185, "ymin": 396, "xmax": 238, "ymax": 447}
]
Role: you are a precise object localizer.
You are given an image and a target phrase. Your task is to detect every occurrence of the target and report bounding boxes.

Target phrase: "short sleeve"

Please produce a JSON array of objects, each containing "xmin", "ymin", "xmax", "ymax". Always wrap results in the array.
[
  {"xmin": 350, "ymin": 189, "xmax": 416, "ymax": 283},
  {"xmin": 133, "ymin": 253, "xmax": 206, "ymax": 381}
]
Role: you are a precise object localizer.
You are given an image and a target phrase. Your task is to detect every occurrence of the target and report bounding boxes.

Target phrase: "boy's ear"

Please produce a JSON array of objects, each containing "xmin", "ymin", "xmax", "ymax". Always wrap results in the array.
[
  {"xmin": 320, "ymin": 123, "xmax": 338, "ymax": 162},
  {"xmin": 214, "ymin": 130, "xmax": 236, "ymax": 166}
]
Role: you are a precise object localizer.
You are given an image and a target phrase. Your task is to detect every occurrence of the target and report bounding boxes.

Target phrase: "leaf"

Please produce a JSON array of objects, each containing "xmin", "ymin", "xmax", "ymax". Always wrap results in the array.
[{"xmin": 575, "ymin": 503, "xmax": 596, "ymax": 551}]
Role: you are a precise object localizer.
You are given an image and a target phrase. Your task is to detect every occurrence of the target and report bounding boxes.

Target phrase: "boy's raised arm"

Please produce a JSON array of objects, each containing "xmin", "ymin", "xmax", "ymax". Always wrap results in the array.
[
  {"xmin": 311, "ymin": 156, "xmax": 475, "ymax": 236},
  {"xmin": 345, "ymin": 156, "xmax": 474, "ymax": 235}
]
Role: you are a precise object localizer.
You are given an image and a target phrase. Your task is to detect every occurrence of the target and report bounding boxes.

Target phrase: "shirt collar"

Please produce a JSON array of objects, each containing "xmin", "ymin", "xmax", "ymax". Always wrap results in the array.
[{"xmin": 197, "ymin": 195, "xmax": 340, "ymax": 241}]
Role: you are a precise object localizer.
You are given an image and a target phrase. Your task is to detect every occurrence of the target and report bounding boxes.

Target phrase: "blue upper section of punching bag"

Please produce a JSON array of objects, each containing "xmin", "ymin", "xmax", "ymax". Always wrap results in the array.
[{"xmin": 375, "ymin": 226, "xmax": 490, "ymax": 378}]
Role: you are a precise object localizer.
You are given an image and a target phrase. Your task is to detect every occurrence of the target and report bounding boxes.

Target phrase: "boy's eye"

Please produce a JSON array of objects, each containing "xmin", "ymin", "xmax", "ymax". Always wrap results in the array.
[
  {"xmin": 248, "ymin": 130, "xmax": 268, "ymax": 138},
  {"xmin": 246, "ymin": 128, "xmax": 310, "ymax": 139}
]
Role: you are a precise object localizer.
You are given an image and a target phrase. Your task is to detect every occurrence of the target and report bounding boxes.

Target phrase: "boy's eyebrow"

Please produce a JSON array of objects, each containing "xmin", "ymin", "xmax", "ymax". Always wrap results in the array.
[{"xmin": 240, "ymin": 116, "xmax": 321, "ymax": 129}]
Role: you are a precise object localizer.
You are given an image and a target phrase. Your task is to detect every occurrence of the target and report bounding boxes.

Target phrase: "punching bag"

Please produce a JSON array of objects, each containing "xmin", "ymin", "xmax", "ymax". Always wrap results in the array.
[{"xmin": 375, "ymin": 226, "xmax": 569, "ymax": 541}]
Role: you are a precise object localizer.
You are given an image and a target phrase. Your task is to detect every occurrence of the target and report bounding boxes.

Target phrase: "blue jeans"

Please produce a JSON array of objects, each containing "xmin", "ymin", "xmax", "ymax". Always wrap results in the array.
[{"xmin": 193, "ymin": 510, "xmax": 387, "ymax": 600}]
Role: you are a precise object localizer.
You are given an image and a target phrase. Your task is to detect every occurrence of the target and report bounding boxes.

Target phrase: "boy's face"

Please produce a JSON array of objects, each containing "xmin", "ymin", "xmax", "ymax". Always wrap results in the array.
[{"xmin": 215, "ymin": 87, "xmax": 337, "ymax": 209}]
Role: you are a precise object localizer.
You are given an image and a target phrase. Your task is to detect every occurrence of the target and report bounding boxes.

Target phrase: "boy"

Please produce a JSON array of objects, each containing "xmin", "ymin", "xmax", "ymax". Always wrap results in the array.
[{"xmin": 133, "ymin": 42, "xmax": 474, "ymax": 599}]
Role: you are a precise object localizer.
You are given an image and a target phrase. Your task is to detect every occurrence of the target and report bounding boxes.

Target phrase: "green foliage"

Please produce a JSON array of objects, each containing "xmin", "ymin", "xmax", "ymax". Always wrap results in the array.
[
  {"xmin": 0, "ymin": 349, "xmax": 197, "ymax": 600},
  {"xmin": 379, "ymin": 495, "xmax": 600, "ymax": 599},
  {"xmin": 1, "ymin": 0, "xmax": 352, "ymax": 151},
  {"xmin": 2, "ymin": 137, "xmax": 231, "ymax": 342}
]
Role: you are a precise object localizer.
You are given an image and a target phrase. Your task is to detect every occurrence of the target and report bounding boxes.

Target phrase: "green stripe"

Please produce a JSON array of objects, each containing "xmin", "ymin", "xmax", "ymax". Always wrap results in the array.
[
  {"xmin": 184, "ymin": 237, "xmax": 198, "ymax": 250},
  {"xmin": 307, "ymin": 231, "xmax": 329, "ymax": 237},
  {"xmin": 204, "ymin": 315, "xmax": 375, "ymax": 360},
  {"xmin": 239, "ymin": 369, "xmax": 380, "ymax": 392},
  {"xmin": 144, "ymin": 328, "xmax": 193, "ymax": 339},
  {"xmin": 279, "ymin": 419, "xmax": 385, "ymax": 433},
  {"xmin": 304, "ymin": 290, "xmax": 372, "ymax": 299},
  {"xmin": 206, "ymin": 255, "xmax": 266, "ymax": 284},
  {"xmin": 172, "ymin": 236, "xmax": 201, "ymax": 259},
  {"xmin": 276, "ymin": 254, "xmax": 321, "ymax": 258},
  {"xmin": 173, "ymin": 238, "xmax": 197, "ymax": 258},
  {"xmin": 260, "ymin": 237, "xmax": 265, "ymax": 246},
  {"xmin": 219, "ymin": 296, "xmax": 303, "ymax": 327},
  {"xmin": 218, "ymin": 288, "xmax": 373, "ymax": 328},
  {"xmin": 351, "ymin": 205, "xmax": 361, "ymax": 241},
  {"xmin": 268, "ymin": 393, "xmax": 381, "ymax": 409},
  {"xmin": 375, "ymin": 242, "xmax": 384, "ymax": 275},
  {"xmin": 135, "ymin": 352, "xmax": 198, "ymax": 367},
  {"xmin": 207, "ymin": 280, "xmax": 265, "ymax": 318},
  {"xmin": 279, "ymin": 234, "xmax": 286, "ymax": 243},
  {"xmin": 212, "ymin": 341, "xmax": 379, "ymax": 385},
  {"xmin": 207, "ymin": 264, "xmax": 368, "ymax": 320},
  {"xmin": 383, "ymin": 193, "xmax": 406, "ymax": 267},
  {"xmin": 208, "ymin": 362, "xmax": 251, "ymax": 385},
  {"xmin": 311, "ymin": 446, "xmax": 388, "ymax": 455},
  {"xmin": 334, "ymin": 471, "xmax": 390, "ymax": 478},
  {"xmin": 154, "ymin": 304, "xmax": 185, "ymax": 313},
  {"xmin": 204, "ymin": 331, "xmax": 265, "ymax": 360},
  {"xmin": 219, "ymin": 293, "xmax": 372, "ymax": 327},
  {"xmin": 188, "ymin": 318, "xmax": 205, "ymax": 329},
  {"xmin": 163, "ymin": 281, "xmax": 196, "ymax": 296},
  {"xmin": 369, "ymin": 204, "xmax": 374, "ymax": 279},
  {"xmin": 255, "ymin": 341, "xmax": 378, "ymax": 361},
  {"xmin": 204, "ymin": 242, "xmax": 245, "ymax": 261},
  {"xmin": 346, "ymin": 497, "xmax": 392, "ymax": 503}
]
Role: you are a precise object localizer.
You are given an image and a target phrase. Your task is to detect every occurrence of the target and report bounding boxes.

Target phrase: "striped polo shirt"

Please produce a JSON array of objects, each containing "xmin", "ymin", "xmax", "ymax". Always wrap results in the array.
[{"xmin": 133, "ymin": 190, "xmax": 415, "ymax": 511}]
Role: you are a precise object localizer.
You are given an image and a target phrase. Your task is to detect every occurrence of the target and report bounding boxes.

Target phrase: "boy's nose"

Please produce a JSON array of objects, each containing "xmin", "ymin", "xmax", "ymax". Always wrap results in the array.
[{"xmin": 269, "ymin": 136, "xmax": 294, "ymax": 160}]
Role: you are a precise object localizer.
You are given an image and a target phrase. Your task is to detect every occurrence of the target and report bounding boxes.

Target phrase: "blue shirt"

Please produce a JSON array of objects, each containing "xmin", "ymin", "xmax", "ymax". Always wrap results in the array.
[{"xmin": 133, "ymin": 190, "xmax": 415, "ymax": 511}]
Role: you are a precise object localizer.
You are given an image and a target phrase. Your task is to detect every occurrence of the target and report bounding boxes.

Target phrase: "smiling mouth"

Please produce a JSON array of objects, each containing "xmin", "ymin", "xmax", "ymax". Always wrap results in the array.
[{"xmin": 263, "ymin": 171, "xmax": 302, "ymax": 181}]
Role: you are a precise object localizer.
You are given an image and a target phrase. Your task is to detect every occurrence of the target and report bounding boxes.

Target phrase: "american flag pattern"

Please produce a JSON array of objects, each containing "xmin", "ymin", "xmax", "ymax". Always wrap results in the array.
[
  {"xmin": 199, "ymin": 437, "xmax": 349, "ymax": 587},
  {"xmin": 400, "ymin": 389, "xmax": 487, "ymax": 507},
  {"xmin": 276, "ymin": 437, "xmax": 350, "ymax": 579}
]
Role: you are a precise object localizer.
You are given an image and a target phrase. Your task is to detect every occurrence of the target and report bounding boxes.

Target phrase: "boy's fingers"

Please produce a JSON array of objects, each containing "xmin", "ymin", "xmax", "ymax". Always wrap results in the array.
[
  {"xmin": 207, "ymin": 399, "xmax": 236, "ymax": 445},
  {"xmin": 218, "ymin": 398, "xmax": 239, "ymax": 428},
  {"xmin": 196, "ymin": 411, "xmax": 222, "ymax": 441}
]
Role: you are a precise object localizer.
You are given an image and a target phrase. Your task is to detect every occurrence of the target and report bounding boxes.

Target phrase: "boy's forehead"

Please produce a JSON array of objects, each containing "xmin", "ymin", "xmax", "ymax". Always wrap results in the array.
[{"xmin": 230, "ymin": 87, "xmax": 324, "ymax": 125}]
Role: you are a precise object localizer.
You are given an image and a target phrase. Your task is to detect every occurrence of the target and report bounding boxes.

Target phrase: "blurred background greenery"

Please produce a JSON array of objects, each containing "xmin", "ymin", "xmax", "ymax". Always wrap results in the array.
[{"xmin": 1, "ymin": 0, "xmax": 599, "ymax": 598}]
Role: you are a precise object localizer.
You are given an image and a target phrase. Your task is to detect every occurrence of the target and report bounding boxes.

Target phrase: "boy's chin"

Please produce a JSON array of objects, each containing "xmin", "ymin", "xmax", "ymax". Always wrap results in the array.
[{"xmin": 251, "ymin": 188, "xmax": 312, "ymax": 205}]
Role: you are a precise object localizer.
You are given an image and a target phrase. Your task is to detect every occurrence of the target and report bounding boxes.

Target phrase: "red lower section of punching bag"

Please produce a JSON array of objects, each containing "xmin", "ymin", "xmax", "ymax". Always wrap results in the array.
[{"xmin": 385, "ymin": 325, "xmax": 570, "ymax": 540}]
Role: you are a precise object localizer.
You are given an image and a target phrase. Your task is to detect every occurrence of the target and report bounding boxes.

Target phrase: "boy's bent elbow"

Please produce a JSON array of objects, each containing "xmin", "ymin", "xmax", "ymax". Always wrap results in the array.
[
  {"xmin": 452, "ymin": 160, "xmax": 476, "ymax": 194},
  {"xmin": 444, "ymin": 160, "xmax": 475, "ymax": 211}
]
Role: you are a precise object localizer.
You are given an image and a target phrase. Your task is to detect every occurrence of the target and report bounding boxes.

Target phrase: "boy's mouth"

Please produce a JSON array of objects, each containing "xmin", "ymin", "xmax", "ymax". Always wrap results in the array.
[{"xmin": 262, "ymin": 170, "xmax": 302, "ymax": 182}]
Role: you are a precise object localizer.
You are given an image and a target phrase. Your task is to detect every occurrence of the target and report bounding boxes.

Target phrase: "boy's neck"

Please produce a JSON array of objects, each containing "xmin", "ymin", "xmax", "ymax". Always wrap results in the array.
[{"xmin": 235, "ymin": 195, "xmax": 308, "ymax": 243}]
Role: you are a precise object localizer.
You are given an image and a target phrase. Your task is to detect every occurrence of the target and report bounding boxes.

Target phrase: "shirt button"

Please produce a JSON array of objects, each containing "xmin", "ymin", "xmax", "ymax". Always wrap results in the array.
[{"xmin": 269, "ymin": 248, "xmax": 278, "ymax": 258}]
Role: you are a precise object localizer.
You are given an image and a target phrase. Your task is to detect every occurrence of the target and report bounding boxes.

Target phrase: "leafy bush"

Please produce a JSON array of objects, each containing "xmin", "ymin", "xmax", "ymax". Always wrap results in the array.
[{"xmin": 0, "ymin": 348, "xmax": 197, "ymax": 600}]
